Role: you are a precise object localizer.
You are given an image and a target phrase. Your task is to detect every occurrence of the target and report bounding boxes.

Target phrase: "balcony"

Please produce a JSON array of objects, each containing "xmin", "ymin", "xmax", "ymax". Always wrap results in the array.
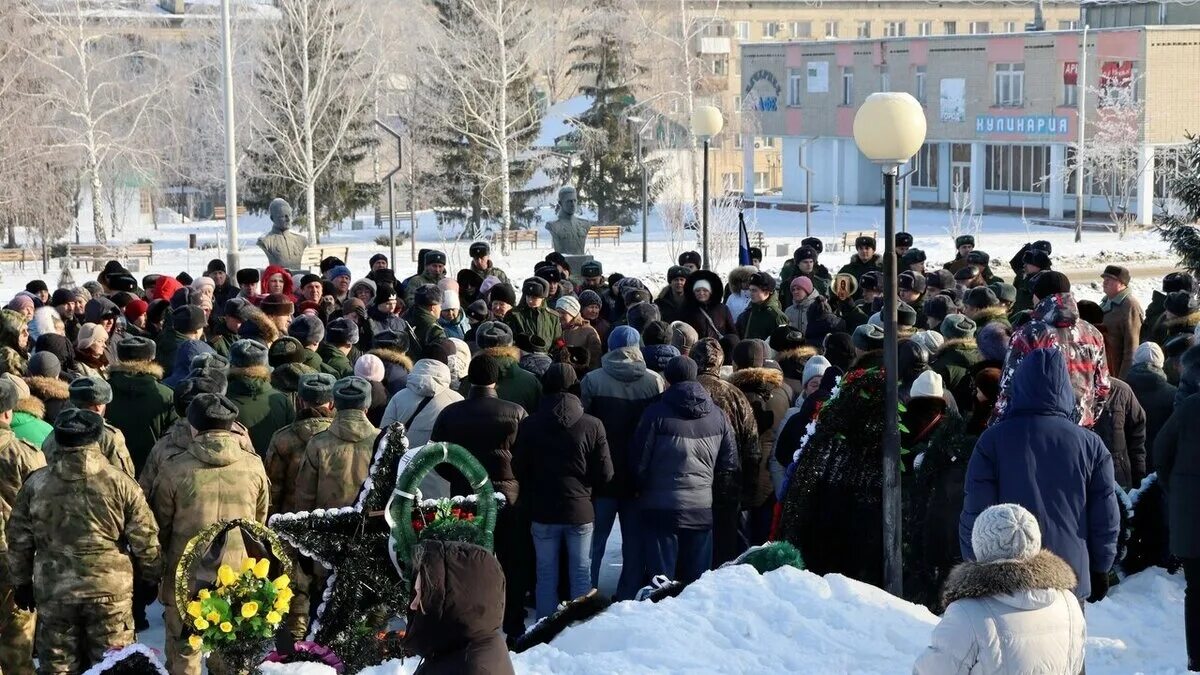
[{"xmin": 697, "ymin": 36, "xmax": 731, "ymax": 55}]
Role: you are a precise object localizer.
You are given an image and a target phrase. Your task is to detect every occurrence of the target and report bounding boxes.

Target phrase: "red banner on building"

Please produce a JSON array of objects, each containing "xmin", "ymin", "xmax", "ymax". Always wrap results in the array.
[
  {"xmin": 1063, "ymin": 61, "xmax": 1078, "ymax": 85},
  {"xmin": 1100, "ymin": 60, "xmax": 1133, "ymax": 88}
]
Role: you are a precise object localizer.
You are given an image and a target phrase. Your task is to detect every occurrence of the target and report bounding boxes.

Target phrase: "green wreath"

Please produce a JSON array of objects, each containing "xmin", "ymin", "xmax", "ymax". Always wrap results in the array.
[
  {"xmin": 173, "ymin": 518, "xmax": 295, "ymax": 613},
  {"xmin": 385, "ymin": 442, "xmax": 498, "ymax": 572}
]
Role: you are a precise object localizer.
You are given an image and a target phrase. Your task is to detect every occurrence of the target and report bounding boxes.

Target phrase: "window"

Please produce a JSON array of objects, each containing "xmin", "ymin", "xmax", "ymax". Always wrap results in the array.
[
  {"xmin": 915, "ymin": 65, "xmax": 927, "ymax": 103},
  {"xmin": 1059, "ymin": 20, "xmax": 1080, "ymax": 30},
  {"xmin": 705, "ymin": 22, "xmax": 729, "ymax": 37},
  {"xmin": 917, "ymin": 21, "xmax": 933, "ymax": 36},
  {"xmin": 912, "ymin": 143, "xmax": 940, "ymax": 188},
  {"xmin": 711, "ymin": 57, "xmax": 728, "ymax": 75},
  {"xmin": 790, "ymin": 21, "xmax": 812, "ymax": 38},
  {"xmin": 734, "ymin": 21, "xmax": 749, "ymax": 40},
  {"xmin": 1003, "ymin": 21, "xmax": 1017, "ymax": 33},
  {"xmin": 754, "ymin": 171, "xmax": 770, "ymax": 192},
  {"xmin": 970, "ymin": 21, "xmax": 990, "ymax": 34},
  {"xmin": 762, "ymin": 21, "xmax": 780, "ymax": 39},
  {"xmin": 841, "ymin": 66, "xmax": 854, "ymax": 106},
  {"xmin": 788, "ymin": 68, "xmax": 803, "ymax": 106},
  {"xmin": 885, "ymin": 21, "xmax": 906, "ymax": 37},
  {"xmin": 856, "ymin": 20, "xmax": 871, "ymax": 38},
  {"xmin": 944, "ymin": 21, "xmax": 957, "ymax": 35},
  {"xmin": 825, "ymin": 20, "xmax": 839, "ymax": 38},
  {"xmin": 993, "ymin": 62, "xmax": 1025, "ymax": 106},
  {"xmin": 1063, "ymin": 81, "xmax": 1078, "ymax": 107},
  {"xmin": 985, "ymin": 145, "xmax": 1052, "ymax": 193},
  {"xmin": 757, "ymin": 136, "xmax": 778, "ymax": 149},
  {"xmin": 722, "ymin": 173, "xmax": 742, "ymax": 191}
]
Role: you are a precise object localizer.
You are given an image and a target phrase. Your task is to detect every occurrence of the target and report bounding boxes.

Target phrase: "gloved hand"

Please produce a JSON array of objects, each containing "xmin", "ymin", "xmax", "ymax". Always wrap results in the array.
[
  {"xmin": 13, "ymin": 584, "xmax": 35, "ymax": 611},
  {"xmin": 133, "ymin": 579, "xmax": 159, "ymax": 608},
  {"xmin": 1087, "ymin": 570, "xmax": 1110, "ymax": 603}
]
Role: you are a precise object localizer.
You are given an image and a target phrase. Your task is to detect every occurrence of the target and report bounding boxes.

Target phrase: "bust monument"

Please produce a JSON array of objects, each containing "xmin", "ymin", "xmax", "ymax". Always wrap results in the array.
[
  {"xmin": 545, "ymin": 185, "xmax": 594, "ymax": 256},
  {"xmin": 256, "ymin": 198, "xmax": 309, "ymax": 270}
]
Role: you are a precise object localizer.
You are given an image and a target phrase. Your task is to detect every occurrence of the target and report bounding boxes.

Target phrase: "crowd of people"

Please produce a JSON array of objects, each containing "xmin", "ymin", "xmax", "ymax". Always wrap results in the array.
[{"xmin": 0, "ymin": 230, "xmax": 1198, "ymax": 674}]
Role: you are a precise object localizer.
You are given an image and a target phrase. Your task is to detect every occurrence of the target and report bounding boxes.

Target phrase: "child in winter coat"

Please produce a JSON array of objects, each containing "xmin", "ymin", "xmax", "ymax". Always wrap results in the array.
[{"xmin": 914, "ymin": 503, "xmax": 1086, "ymax": 675}]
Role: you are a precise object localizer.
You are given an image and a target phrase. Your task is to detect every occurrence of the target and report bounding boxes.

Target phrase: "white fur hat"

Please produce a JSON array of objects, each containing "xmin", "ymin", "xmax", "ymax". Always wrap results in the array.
[
  {"xmin": 1133, "ymin": 341, "xmax": 1164, "ymax": 369},
  {"xmin": 971, "ymin": 503, "xmax": 1042, "ymax": 563},
  {"xmin": 910, "ymin": 369, "xmax": 944, "ymax": 400}
]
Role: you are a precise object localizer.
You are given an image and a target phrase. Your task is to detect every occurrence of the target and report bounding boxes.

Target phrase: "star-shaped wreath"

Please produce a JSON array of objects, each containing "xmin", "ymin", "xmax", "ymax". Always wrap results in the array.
[{"xmin": 268, "ymin": 422, "xmax": 411, "ymax": 671}]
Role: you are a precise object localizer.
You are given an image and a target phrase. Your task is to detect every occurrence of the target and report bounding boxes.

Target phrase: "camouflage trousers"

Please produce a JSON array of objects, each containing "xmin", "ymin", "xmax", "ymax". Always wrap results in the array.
[
  {"xmin": 34, "ymin": 599, "xmax": 134, "ymax": 674},
  {"xmin": 0, "ymin": 587, "xmax": 35, "ymax": 675}
]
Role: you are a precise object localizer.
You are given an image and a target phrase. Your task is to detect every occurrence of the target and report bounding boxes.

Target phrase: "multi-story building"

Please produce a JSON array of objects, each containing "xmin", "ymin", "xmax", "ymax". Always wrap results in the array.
[
  {"xmin": 738, "ymin": 24, "xmax": 1200, "ymax": 225},
  {"xmin": 684, "ymin": 0, "xmax": 1081, "ymax": 197}
]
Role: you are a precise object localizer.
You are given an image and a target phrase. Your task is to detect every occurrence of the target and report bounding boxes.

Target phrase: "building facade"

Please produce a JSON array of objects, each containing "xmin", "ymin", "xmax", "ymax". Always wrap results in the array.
[{"xmin": 738, "ymin": 25, "xmax": 1200, "ymax": 224}]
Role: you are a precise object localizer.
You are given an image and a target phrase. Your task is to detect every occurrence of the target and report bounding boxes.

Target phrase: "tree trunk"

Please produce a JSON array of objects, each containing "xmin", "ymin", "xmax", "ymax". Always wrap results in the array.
[
  {"xmin": 306, "ymin": 179, "xmax": 318, "ymax": 245},
  {"xmin": 88, "ymin": 155, "xmax": 105, "ymax": 243},
  {"xmin": 497, "ymin": 0, "xmax": 511, "ymax": 255}
]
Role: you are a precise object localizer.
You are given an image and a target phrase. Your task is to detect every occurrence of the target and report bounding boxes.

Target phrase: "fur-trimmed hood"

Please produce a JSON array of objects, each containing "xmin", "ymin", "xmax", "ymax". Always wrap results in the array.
[
  {"xmin": 727, "ymin": 265, "xmax": 758, "ymax": 291},
  {"xmin": 941, "ymin": 550, "xmax": 1077, "ymax": 609},
  {"xmin": 109, "ymin": 360, "xmax": 164, "ymax": 380},
  {"xmin": 729, "ymin": 366, "xmax": 784, "ymax": 394},
  {"xmin": 369, "ymin": 347, "xmax": 414, "ymax": 372},
  {"xmin": 482, "ymin": 345, "xmax": 521, "ymax": 364},
  {"xmin": 1165, "ymin": 311, "xmax": 1200, "ymax": 332},
  {"xmin": 243, "ymin": 309, "xmax": 281, "ymax": 344},
  {"xmin": 974, "ymin": 306, "xmax": 1010, "ymax": 324},
  {"xmin": 25, "ymin": 375, "xmax": 69, "ymax": 401},
  {"xmin": 776, "ymin": 345, "xmax": 819, "ymax": 380},
  {"xmin": 15, "ymin": 396, "xmax": 44, "ymax": 419},
  {"xmin": 935, "ymin": 338, "xmax": 979, "ymax": 359},
  {"xmin": 229, "ymin": 365, "xmax": 272, "ymax": 382}
]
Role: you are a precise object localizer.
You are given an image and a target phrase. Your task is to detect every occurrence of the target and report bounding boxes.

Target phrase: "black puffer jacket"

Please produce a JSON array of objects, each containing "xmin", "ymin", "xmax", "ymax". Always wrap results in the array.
[
  {"xmin": 404, "ymin": 540, "xmax": 514, "ymax": 675},
  {"xmin": 727, "ymin": 367, "xmax": 790, "ymax": 509},
  {"xmin": 682, "ymin": 270, "xmax": 736, "ymax": 340},
  {"xmin": 579, "ymin": 347, "xmax": 664, "ymax": 499},
  {"xmin": 512, "ymin": 393, "xmax": 613, "ymax": 524},
  {"xmin": 1124, "ymin": 362, "xmax": 1177, "ymax": 466},
  {"xmin": 1093, "ymin": 377, "xmax": 1147, "ymax": 490},
  {"xmin": 430, "ymin": 386, "xmax": 526, "ymax": 506}
]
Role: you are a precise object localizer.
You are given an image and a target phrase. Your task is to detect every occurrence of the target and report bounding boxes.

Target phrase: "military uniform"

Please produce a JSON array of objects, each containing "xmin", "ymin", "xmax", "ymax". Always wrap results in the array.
[
  {"xmin": 106, "ymin": 361, "xmax": 178, "ymax": 473},
  {"xmin": 0, "ymin": 493, "xmax": 35, "ymax": 675},
  {"xmin": 265, "ymin": 410, "xmax": 334, "ymax": 515},
  {"xmin": 293, "ymin": 408, "xmax": 378, "ymax": 511},
  {"xmin": 470, "ymin": 261, "xmax": 509, "ymax": 286},
  {"xmin": 0, "ymin": 309, "xmax": 28, "ymax": 376},
  {"xmin": 316, "ymin": 342, "xmax": 354, "ymax": 378},
  {"xmin": 8, "ymin": 431, "xmax": 162, "ymax": 674},
  {"xmin": 403, "ymin": 271, "xmax": 444, "ymax": 307},
  {"xmin": 227, "ymin": 367, "xmax": 296, "ymax": 457},
  {"xmin": 41, "ymin": 423, "xmax": 134, "ymax": 479},
  {"xmin": 503, "ymin": 304, "xmax": 562, "ymax": 347},
  {"xmin": 138, "ymin": 419, "xmax": 257, "ymax": 500}
]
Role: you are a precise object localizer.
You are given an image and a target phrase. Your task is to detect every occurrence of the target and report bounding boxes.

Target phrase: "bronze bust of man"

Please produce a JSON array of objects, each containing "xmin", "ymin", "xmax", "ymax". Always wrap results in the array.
[
  {"xmin": 545, "ymin": 185, "xmax": 594, "ymax": 256},
  {"xmin": 256, "ymin": 197, "xmax": 309, "ymax": 270}
]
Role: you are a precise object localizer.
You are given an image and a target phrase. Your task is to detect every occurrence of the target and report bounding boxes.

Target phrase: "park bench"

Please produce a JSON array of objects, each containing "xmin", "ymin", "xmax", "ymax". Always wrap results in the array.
[
  {"xmin": 299, "ymin": 245, "xmax": 351, "ymax": 271},
  {"xmin": 491, "ymin": 229, "xmax": 539, "ymax": 249},
  {"xmin": 838, "ymin": 230, "xmax": 878, "ymax": 252},
  {"xmin": 587, "ymin": 225, "xmax": 623, "ymax": 245},
  {"xmin": 212, "ymin": 205, "xmax": 248, "ymax": 220},
  {"xmin": 124, "ymin": 242, "xmax": 154, "ymax": 264},
  {"xmin": 0, "ymin": 248, "xmax": 37, "ymax": 270},
  {"xmin": 66, "ymin": 244, "xmax": 111, "ymax": 270}
]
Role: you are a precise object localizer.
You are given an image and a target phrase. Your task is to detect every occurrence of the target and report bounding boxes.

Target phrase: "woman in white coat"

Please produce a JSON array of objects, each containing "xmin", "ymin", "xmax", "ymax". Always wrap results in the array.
[
  {"xmin": 381, "ymin": 358, "xmax": 464, "ymax": 498},
  {"xmin": 914, "ymin": 503, "xmax": 1086, "ymax": 675}
]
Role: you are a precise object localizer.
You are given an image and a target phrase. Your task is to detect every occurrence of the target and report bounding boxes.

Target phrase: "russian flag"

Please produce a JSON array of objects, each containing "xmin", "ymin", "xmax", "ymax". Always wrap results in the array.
[{"xmin": 738, "ymin": 211, "xmax": 751, "ymax": 266}]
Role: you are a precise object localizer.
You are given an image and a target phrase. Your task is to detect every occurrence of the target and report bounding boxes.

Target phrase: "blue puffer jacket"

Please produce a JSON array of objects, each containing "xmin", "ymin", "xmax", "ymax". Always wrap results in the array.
[
  {"xmin": 163, "ymin": 338, "xmax": 217, "ymax": 388},
  {"xmin": 642, "ymin": 344, "xmax": 681, "ymax": 374},
  {"xmin": 960, "ymin": 348, "xmax": 1120, "ymax": 599},
  {"xmin": 630, "ymin": 380, "xmax": 738, "ymax": 529}
]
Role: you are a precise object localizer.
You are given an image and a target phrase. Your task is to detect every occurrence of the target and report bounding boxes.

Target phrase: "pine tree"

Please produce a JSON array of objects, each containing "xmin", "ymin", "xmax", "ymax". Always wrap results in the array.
[
  {"xmin": 1158, "ymin": 134, "xmax": 1200, "ymax": 274},
  {"xmin": 564, "ymin": 0, "xmax": 663, "ymax": 229}
]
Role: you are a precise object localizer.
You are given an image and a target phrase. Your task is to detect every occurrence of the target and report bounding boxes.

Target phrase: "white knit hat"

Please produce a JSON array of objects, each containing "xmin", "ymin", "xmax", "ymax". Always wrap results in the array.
[
  {"xmin": 1133, "ymin": 341, "xmax": 1164, "ymax": 369},
  {"xmin": 802, "ymin": 355, "xmax": 830, "ymax": 386},
  {"xmin": 910, "ymin": 369, "xmax": 944, "ymax": 400},
  {"xmin": 353, "ymin": 353, "xmax": 385, "ymax": 383},
  {"xmin": 441, "ymin": 289, "xmax": 460, "ymax": 311},
  {"xmin": 971, "ymin": 503, "xmax": 1042, "ymax": 563},
  {"xmin": 910, "ymin": 330, "xmax": 945, "ymax": 357},
  {"xmin": 556, "ymin": 295, "xmax": 581, "ymax": 318}
]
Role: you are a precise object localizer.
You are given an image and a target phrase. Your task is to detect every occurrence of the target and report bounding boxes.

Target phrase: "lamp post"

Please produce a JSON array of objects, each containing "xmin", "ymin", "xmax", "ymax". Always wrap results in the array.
[
  {"xmin": 851, "ymin": 92, "xmax": 927, "ymax": 598},
  {"xmin": 692, "ymin": 106, "xmax": 724, "ymax": 271},
  {"xmin": 374, "ymin": 119, "xmax": 404, "ymax": 269},
  {"xmin": 220, "ymin": 0, "xmax": 240, "ymax": 272},
  {"xmin": 628, "ymin": 116, "xmax": 654, "ymax": 264}
]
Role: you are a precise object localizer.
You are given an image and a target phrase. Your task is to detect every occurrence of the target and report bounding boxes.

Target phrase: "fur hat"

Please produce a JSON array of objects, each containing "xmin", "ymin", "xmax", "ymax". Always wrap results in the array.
[
  {"xmin": 732, "ymin": 339, "xmax": 767, "ymax": 369},
  {"xmin": 187, "ymin": 393, "xmax": 239, "ymax": 432},
  {"xmin": 769, "ymin": 325, "xmax": 805, "ymax": 353},
  {"xmin": 909, "ymin": 330, "xmax": 945, "ymax": 356},
  {"xmin": 924, "ymin": 295, "xmax": 956, "ymax": 326},
  {"xmin": 414, "ymin": 284, "xmax": 441, "ymax": 308},
  {"xmin": 971, "ymin": 503, "xmax": 1042, "ymax": 563},
  {"xmin": 230, "ymin": 339, "xmax": 269, "ymax": 368},
  {"xmin": 268, "ymin": 337, "xmax": 306, "ymax": 367},
  {"xmin": 475, "ymin": 321, "xmax": 514, "ymax": 349},
  {"xmin": 353, "ymin": 354, "xmax": 385, "ymax": 382},
  {"xmin": 1166, "ymin": 291, "xmax": 1198, "ymax": 317},
  {"xmin": 522, "ymin": 277, "xmax": 550, "ymax": 299},
  {"xmin": 941, "ymin": 314, "xmax": 978, "ymax": 340},
  {"xmin": 54, "ymin": 409, "xmax": 105, "ymax": 447},
  {"xmin": 794, "ymin": 246, "xmax": 817, "ymax": 263},
  {"xmin": 288, "ymin": 315, "xmax": 325, "ymax": 346},
  {"xmin": 678, "ymin": 251, "xmax": 702, "ymax": 268},
  {"xmin": 954, "ymin": 235, "xmax": 975, "ymax": 248},
  {"xmin": 236, "ymin": 268, "xmax": 260, "ymax": 285},
  {"xmin": 1164, "ymin": 272, "xmax": 1196, "ymax": 294},
  {"xmin": 172, "ymin": 375, "xmax": 225, "ymax": 415},
  {"xmin": 926, "ymin": 269, "xmax": 956, "ymax": 292},
  {"xmin": 897, "ymin": 302, "xmax": 918, "ymax": 327},
  {"xmin": 326, "ymin": 317, "xmax": 359, "ymax": 346},
  {"xmin": 641, "ymin": 321, "xmax": 671, "ymax": 347},
  {"xmin": 298, "ymin": 372, "xmax": 336, "ymax": 406},
  {"xmin": 68, "ymin": 376, "xmax": 113, "ymax": 406},
  {"xmin": 964, "ymin": 287, "xmax": 998, "ymax": 310},
  {"xmin": 372, "ymin": 329, "xmax": 407, "ymax": 350},
  {"xmin": 900, "ymin": 248, "xmax": 926, "ymax": 267},
  {"xmin": 75, "ymin": 323, "xmax": 109, "ymax": 353},
  {"xmin": 1031, "ymin": 271, "xmax": 1072, "ymax": 299},
  {"xmin": 748, "ymin": 272, "xmax": 776, "ymax": 294},
  {"xmin": 260, "ymin": 293, "xmax": 295, "ymax": 317},
  {"xmin": 627, "ymin": 302, "xmax": 661, "ymax": 332},
  {"xmin": 954, "ymin": 265, "xmax": 981, "ymax": 283},
  {"xmin": 898, "ymin": 271, "xmax": 926, "ymax": 293},
  {"xmin": 852, "ymin": 323, "xmax": 885, "ymax": 351},
  {"xmin": 1024, "ymin": 248, "xmax": 1052, "ymax": 271},
  {"xmin": 800, "ymin": 237, "xmax": 823, "ymax": 254},
  {"xmin": 489, "ymin": 283, "xmax": 517, "ymax": 307},
  {"xmin": 895, "ymin": 231, "xmax": 913, "ymax": 248},
  {"xmin": 859, "ymin": 271, "xmax": 882, "ymax": 292},
  {"xmin": 117, "ymin": 336, "xmax": 156, "ymax": 362},
  {"xmin": 173, "ymin": 305, "xmax": 207, "ymax": 333},
  {"xmin": 989, "ymin": 282, "xmax": 1018, "ymax": 305},
  {"xmin": 332, "ymin": 376, "xmax": 371, "ymax": 410},
  {"xmin": 854, "ymin": 235, "xmax": 876, "ymax": 250},
  {"xmin": 469, "ymin": 241, "xmax": 490, "ymax": 258},
  {"xmin": 28, "ymin": 352, "xmax": 61, "ymax": 379},
  {"xmin": 466, "ymin": 299, "xmax": 490, "ymax": 323}
]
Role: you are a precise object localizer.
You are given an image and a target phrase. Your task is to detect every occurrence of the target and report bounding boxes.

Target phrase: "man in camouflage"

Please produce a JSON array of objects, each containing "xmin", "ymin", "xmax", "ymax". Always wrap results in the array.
[
  {"xmin": 294, "ymin": 377, "xmax": 379, "ymax": 511},
  {"xmin": 149, "ymin": 394, "xmax": 269, "ymax": 675},
  {"xmin": 7, "ymin": 409, "xmax": 162, "ymax": 673},
  {"xmin": 0, "ymin": 378, "xmax": 42, "ymax": 675},
  {"xmin": 403, "ymin": 249, "xmax": 448, "ymax": 308},
  {"xmin": 41, "ymin": 377, "xmax": 134, "ymax": 478}
]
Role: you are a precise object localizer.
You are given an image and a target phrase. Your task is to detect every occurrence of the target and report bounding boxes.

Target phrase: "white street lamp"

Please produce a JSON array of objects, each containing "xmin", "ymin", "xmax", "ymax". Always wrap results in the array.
[{"xmin": 691, "ymin": 105, "xmax": 724, "ymax": 270}]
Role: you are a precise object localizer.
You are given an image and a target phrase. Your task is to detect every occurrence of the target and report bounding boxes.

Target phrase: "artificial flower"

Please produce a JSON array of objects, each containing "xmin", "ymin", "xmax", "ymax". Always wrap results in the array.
[
  {"xmin": 278, "ymin": 587, "xmax": 294, "ymax": 603},
  {"xmin": 188, "ymin": 635, "xmax": 203, "ymax": 650},
  {"xmin": 266, "ymin": 611, "xmax": 282, "ymax": 624},
  {"xmin": 241, "ymin": 602, "xmax": 259, "ymax": 619},
  {"xmin": 273, "ymin": 574, "xmax": 290, "ymax": 590},
  {"xmin": 220, "ymin": 622, "xmax": 233, "ymax": 633},
  {"xmin": 207, "ymin": 611, "xmax": 220, "ymax": 623},
  {"xmin": 194, "ymin": 618, "xmax": 210, "ymax": 631},
  {"xmin": 217, "ymin": 564, "xmax": 237, "ymax": 587},
  {"xmin": 186, "ymin": 601, "xmax": 202, "ymax": 619},
  {"xmin": 241, "ymin": 557, "xmax": 257, "ymax": 573},
  {"xmin": 198, "ymin": 589, "xmax": 211, "ymax": 600},
  {"xmin": 253, "ymin": 558, "xmax": 270, "ymax": 579},
  {"xmin": 274, "ymin": 598, "xmax": 289, "ymax": 612}
]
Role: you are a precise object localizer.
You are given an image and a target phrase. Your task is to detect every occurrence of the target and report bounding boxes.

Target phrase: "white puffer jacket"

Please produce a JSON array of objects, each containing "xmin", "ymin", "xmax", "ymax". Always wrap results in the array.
[
  {"xmin": 381, "ymin": 358, "xmax": 463, "ymax": 448},
  {"xmin": 913, "ymin": 551, "xmax": 1086, "ymax": 675}
]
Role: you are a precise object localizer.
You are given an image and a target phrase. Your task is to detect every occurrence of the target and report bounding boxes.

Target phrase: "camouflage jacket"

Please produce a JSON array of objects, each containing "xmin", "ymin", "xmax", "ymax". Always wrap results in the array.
[
  {"xmin": 138, "ymin": 418, "xmax": 256, "ymax": 500},
  {"xmin": 42, "ymin": 423, "xmax": 134, "ymax": 480},
  {"xmin": 293, "ymin": 409, "xmax": 378, "ymax": 511},
  {"xmin": 0, "ymin": 493, "xmax": 9, "ymax": 583},
  {"xmin": 7, "ymin": 443, "xmax": 161, "ymax": 604},
  {"xmin": 149, "ymin": 430, "xmax": 269, "ymax": 605},
  {"xmin": 0, "ymin": 425, "xmax": 44, "ymax": 506},
  {"xmin": 265, "ymin": 410, "xmax": 333, "ymax": 515}
]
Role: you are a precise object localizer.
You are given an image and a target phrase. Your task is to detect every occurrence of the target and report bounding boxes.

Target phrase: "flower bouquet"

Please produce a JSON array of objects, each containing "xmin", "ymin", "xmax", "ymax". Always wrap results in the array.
[
  {"xmin": 182, "ymin": 556, "xmax": 291, "ymax": 673},
  {"xmin": 409, "ymin": 496, "xmax": 486, "ymax": 542}
]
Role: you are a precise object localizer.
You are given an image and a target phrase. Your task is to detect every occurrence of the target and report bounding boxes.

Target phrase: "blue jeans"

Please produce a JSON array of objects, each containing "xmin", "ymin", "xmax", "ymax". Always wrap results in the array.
[
  {"xmin": 642, "ymin": 521, "xmax": 713, "ymax": 587},
  {"xmin": 532, "ymin": 522, "xmax": 594, "ymax": 619},
  {"xmin": 590, "ymin": 497, "xmax": 644, "ymax": 601}
]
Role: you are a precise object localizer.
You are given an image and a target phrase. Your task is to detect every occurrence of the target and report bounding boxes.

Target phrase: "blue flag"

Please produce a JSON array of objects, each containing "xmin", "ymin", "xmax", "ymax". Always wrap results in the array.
[{"xmin": 738, "ymin": 211, "xmax": 751, "ymax": 266}]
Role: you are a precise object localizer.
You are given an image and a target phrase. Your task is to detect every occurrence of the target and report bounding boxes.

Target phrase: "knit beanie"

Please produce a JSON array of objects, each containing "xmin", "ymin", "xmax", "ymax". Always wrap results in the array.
[
  {"xmin": 910, "ymin": 370, "xmax": 944, "ymax": 400},
  {"xmin": 489, "ymin": 283, "xmax": 517, "ymax": 307},
  {"xmin": 124, "ymin": 298, "xmax": 149, "ymax": 323},
  {"xmin": 556, "ymin": 295, "xmax": 581, "ymax": 318},
  {"xmin": 353, "ymin": 354, "xmax": 385, "ymax": 383},
  {"xmin": 940, "ymin": 314, "xmax": 978, "ymax": 340},
  {"xmin": 802, "ymin": 355, "xmax": 830, "ymax": 385},
  {"xmin": 28, "ymin": 352, "xmax": 61, "ymax": 379},
  {"xmin": 468, "ymin": 354, "xmax": 500, "ymax": 386},
  {"xmin": 578, "ymin": 290, "xmax": 602, "ymax": 309},
  {"xmin": 977, "ymin": 322, "xmax": 1012, "ymax": 363},
  {"xmin": 332, "ymin": 376, "xmax": 371, "ymax": 410},
  {"xmin": 971, "ymin": 503, "xmax": 1042, "ymax": 563},
  {"xmin": 1133, "ymin": 341, "xmax": 1165, "ymax": 369},
  {"xmin": 1031, "ymin": 271, "xmax": 1072, "ymax": 299},
  {"xmin": 975, "ymin": 366, "xmax": 1002, "ymax": 401},
  {"xmin": 441, "ymin": 289, "xmax": 460, "ymax": 311},
  {"xmin": 791, "ymin": 276, "xmax": 814, "ymax": 296},
  {"xmin": 607, "ymin": 325, "xmax": 641, "ymax": 351},
  {"xmin": 541, "ymin": 363, "xmax": 578, "ymax": 395},
  {"xmin": 664, "ymin": 355, "xmax": 699, "ymax": 384}
]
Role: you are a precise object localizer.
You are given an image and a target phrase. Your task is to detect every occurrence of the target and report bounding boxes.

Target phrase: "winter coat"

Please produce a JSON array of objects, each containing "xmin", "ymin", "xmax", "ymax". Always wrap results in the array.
[
  {"xmin": 11, "ymin": 398, "xmax": 52, "ymax": 448},
  {"xmin": 930, "ymin": 339, "xmax": 983, "ymax": 414},
  {"xmin": 775, "ymin": 346, "xmax": 819, "ymax": 403},
  {"xmin": 512, "ymin": 393, "xmax": 612, "ymax": 525},
  {"xmin": 368, "ymin": 308, "xmax": 411, "ymax": 348},
  {"xmin": 149, "ymin": 429, "xmax": 269, "ymax": 606},
  {"xmin": 518, "ymin": 351, "xmax": 553, "ymax": 379},
  {"xmin": 961, "ymin": 348, "xmax": 1120, "ymax": 599},
  {"xmin": 42, "ymin": 422, "xmax": 134, "ymax": 480},
  {"xmin": 994, "ymin": 293, "xmax": 1111, "ymax": 428},
  {"xmin": 1155, "ymin": 388, "xmax": 1200, "ymax": 557},
  {"xmin": 154, "ymin": 327, "xmax": 187, "ymax": 380},
  {"xmin": 562, "ymin": 322, "xmax": 603, "ymax": 374},
  {"xmin": 264, "ymin": 409, "xmax": 333, "ymax": 515},
  {"xmin": 1141, "ymin": 289, "xmax": 1168, "ymax": 343},
  {"xmin": 580, "ymin": 347, "xmax": 665, "ymax": 500},
  {"xmin": 370, "ymin": 347, "xmax": 414, "ymax": 397},
  {"xmin": 406, "ymin": 306, "xmax": 448, "ymax": 360},
  {"xmin": 7, "ymin": 442, "xmax": 161, "ymax": 605},
  {"xmin": 480, "ymin": 346, "xmax": 541, "ymax": 415},
  {"xmin": 404, "ymin": 540, "xmax": 515, "ymax": 675},
  {"xmin": 728, "ymin": 367, "xmax": 790, "ymax": 509},
  {"xmin": 806, "ymin": 297, "xmax": 851, "ymax": 343},
  {"xmin": 913, "ymin": 551, "xmax": 1085, "ymax": 675},
  {"xmin": 317, "ymin": 342, "xmax": 354, "ymax": 379},
  {"xmin": 293, "ymin": 408, "xmax": 379, "ymax": 511},
  {"xmin": 366, "ymin": 379, "xmax": 389, "ymax": 427},
  {"xmin": 696, "ymin": 372, "xmax": 758, "ymax": 507},
  {"xmin": 970, "ymin": 307, "xmax": 1011, "ymax": 336},
  {"xmin": 779, "ymin": 259, "xmax": 832, "ymax": 295},
  {"xmin": 381, "ymin": 359, "xmax": 464, "ymax": 448},
  {"xmin": 403, "ymin": 271, "xmax": 443, "ymax": 307},
  {"xmin": 163, "ymin": 338, "xmax": 216, "ymax": 388},
  {"xmin": 654, "ymin": 288, "xmax": 689, "ymax": 324},
  {"xmin": 75, "ymin": 353, "xmax": 108, "ymax": 381},
  {"xmin": 1124, "ymin": 362, "xmax": 1177, "ymax": 462},
  {"xmin": 682, "ymin": 270, "xmax": 737, "ymax": 340},
  {"xmin": 1101, "ymin": 290, "xmax": 1144, "ymax": 378},
  {"xmin": 1092, "ymin": 377, "xmax": 1147, "ymax": 490},
  {"xmin": 784, "ymin": 296, "xmax": 817, "ymax": 335},
  {"xmin": 138, "ymin": 418, "xmax": 256, "ymax": 500},
  {"xmin": 0, "ymin": 424, "xmax": 44, "ymax": 507},
  {"xmin": 0, "ymin": 309, "xmax": 28, "ymax": 376},
  {"xmin": 503, "ymin": 303, "xmax": 562, "ymax": 347},
  {"xmin": 736, "ymin": 298, "xmax": 789, "ymax": 341},
  {"xmin": 1148, "ymin": 309, "xmax": 1199, "ymax": 350},
  {"xmin": 630, "ymin": 381, "xmax": 739, "ymax": 529},
  {"xmin": 106, "ymin": 361, "xmax": 178, "ymax": 473},
  {"xmin": 26, "ymin": 375, "xmax": 69, "ymax": 424},
  {"xmin": 430, "ymin": 387, "xmax": 526, "ymax": 506},
  {"xmin": 226, "ymin": 366, "xmax": 296, "ymax": 457},
  {"xmin": 641, "ymin": 344, "xmax": 681, "ymax": 373}
]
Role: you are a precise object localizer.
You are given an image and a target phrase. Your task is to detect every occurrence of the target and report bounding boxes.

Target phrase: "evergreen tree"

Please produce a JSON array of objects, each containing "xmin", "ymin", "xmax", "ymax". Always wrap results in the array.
[
  {"xmin": 564, "ymin": 0, "xmax": 663, "ymax": 228},
  {"xmin": 1159, "ymin": 135, "xmax": 1200, "ymax": 273}
]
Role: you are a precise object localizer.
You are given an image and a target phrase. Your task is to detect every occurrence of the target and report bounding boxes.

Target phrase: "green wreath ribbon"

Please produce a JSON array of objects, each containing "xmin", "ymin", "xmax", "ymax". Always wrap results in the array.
[
  {"xmin": 385, "ymin": 442, "xmax": 497, "ymax": 571},
  {"xmin": 173, "ymin": 518, "xmax": 295, "ymax": 613}
]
